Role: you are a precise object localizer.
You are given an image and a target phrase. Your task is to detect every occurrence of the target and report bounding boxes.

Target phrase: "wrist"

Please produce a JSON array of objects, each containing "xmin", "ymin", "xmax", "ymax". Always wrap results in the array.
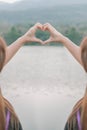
[
  {"xmin": 18, "ymin": 35, "xmax": 27, "ymax": 45},
  {"xmin": 56, "ymin": 33, "xmax": 67, "ymax": 43},
  {"xmin": 61, "ymin": 36, "xmax": 69, "ymax": 44}
]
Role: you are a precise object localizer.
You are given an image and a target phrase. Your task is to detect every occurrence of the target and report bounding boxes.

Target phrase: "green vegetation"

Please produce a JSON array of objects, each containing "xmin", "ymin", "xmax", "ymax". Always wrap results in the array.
[
  {"xmin": 1, "ymin": 23, "xmax": 86, "ymax": 46},
  {"xmin": 4, "ymin": 26, "xmax": 23, "ymax": 44},
  {"xmin": 0, "ymin": 4, "xmax": 87, "ymax": 46},
  {"xmin": 64, "ymin": 27, "xmax": 83, "ymax": 45}
]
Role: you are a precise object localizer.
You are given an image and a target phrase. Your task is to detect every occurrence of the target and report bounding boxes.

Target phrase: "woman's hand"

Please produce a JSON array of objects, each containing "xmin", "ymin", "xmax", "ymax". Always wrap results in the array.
[
  {"xmin": 42, "ymin": 23, "xmax": 65, "ymax": 44},
  {"xmin": 42, "ymin": 23, "xmax": 82, "ymax": 66},
  {"xmin": 22, "ymin": 23, "xmax": 43, "ymax": 44},
  {"xmin": 5, "ymin": 23, "xmax": 43, "ymax": 65}
]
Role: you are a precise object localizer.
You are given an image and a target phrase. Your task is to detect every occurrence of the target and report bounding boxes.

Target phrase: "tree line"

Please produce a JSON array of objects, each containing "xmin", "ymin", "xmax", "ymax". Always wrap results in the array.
[{"xmin": 1, "ymin": 23, "xmax": 87, "ymax": 46}]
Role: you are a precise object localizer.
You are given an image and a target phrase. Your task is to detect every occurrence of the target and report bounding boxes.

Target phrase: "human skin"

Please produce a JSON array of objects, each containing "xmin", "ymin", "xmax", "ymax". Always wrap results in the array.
[
  {"xmin": 4, "ymin": 23, "xmax": 43, "ymax": 65},
  {"xmin": 43, "ymin": 23, "xmax": 82, "ymax": 66}
]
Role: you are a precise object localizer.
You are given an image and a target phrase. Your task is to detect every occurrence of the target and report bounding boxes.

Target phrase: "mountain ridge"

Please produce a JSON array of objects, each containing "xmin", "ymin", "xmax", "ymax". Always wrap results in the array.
[
  {"xmin": 0, "ymin": 1, "xmax": 87, "ymax": 25},
  {"xmin": 0, "ymin": 0, "xmax": 87, "ymax": 10}
]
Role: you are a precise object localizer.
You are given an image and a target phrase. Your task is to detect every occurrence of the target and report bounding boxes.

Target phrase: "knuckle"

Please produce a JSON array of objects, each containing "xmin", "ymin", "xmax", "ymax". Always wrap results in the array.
[{"xmin": 46, "ymin": 23, "xmax": 50, "ymax": 26}]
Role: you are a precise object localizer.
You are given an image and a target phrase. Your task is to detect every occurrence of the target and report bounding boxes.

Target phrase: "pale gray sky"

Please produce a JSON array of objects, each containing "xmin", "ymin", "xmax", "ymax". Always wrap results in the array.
[
  {"xmin": 22, "ymin": 0, "xmax": 87, "ymax": 5},
  {"xmin": 0, "ymin": 0, "xmax": 87, "ymax": 4},
  {"xmin": 0, "ymin": 0, "xmax": 21, "ymax": 3},
  {"xmin": 36, "ymin": 0, "xmax": 86, "ymax": 4}
]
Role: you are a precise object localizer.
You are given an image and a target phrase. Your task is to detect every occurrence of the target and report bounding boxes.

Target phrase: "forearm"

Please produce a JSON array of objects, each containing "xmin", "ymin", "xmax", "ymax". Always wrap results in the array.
[
  {"xmin": 44, "ymin": 23, "xmax": 82, "ymax": 65},
  {"xmin": 61, "ymin": 36, "xmax": 82, "ymax": 65},
  {"xmin": 5, "ymin": 36, "xmax": 26, "ymax": 65},
  {"xmin": 4, "ymin": 23, "xmax": 42, "ymax": 66}
]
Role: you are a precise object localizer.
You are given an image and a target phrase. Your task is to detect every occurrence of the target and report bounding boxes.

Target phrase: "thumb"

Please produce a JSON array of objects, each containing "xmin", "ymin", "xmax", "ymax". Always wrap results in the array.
[
  {"xmin": 43, "ymin": 37, "xmax": 52, "ymax": 44},
  {"xmin": 34, "ymin": 37, "xmax": 43, "ymax": 44}
]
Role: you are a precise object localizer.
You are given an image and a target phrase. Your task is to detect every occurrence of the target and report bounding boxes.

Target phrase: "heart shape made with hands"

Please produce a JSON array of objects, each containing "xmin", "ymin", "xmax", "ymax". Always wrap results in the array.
[
  {"xmin": 35, "ymin": 29, "xmax": 50, "ymax": 42},
  {"xmin": 29, "ymin": 23, "xmax": 54, "ymax": 44},
  {"xmin": 28, "ymin": 23, "xmax": 58, "ymax": 44}
]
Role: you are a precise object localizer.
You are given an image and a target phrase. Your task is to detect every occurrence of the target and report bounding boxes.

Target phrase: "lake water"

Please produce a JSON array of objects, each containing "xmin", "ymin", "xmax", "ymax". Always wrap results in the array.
[{"xmin": 0, "ymin": 46, "xmax": 87, "ymax": 130}]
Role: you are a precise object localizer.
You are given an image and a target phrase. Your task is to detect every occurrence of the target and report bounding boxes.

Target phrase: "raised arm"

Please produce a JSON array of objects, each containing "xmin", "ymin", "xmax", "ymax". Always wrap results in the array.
[
  {"xmin": 60, "ymin": 37, "xmax": 82, "ymax": 65},
  {"xmin": 43, "ymin": 23, "xmax": 82, "ymax": 66},
  {"xmin": 5, "ymin": 23, "xmax": 42, "ymax": 65}
]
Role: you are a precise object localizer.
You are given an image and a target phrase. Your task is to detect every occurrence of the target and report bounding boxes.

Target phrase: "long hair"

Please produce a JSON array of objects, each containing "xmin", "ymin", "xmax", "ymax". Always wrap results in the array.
[
  {"xmin": 0, "ymin": 37, "xmax": 23, "ymax": 130},
  {"xmin": 0, "ymin": 37, "xmax": 6, "ymax": 72},
  {"xmin": 64, "ymin": 37, "xmax": 87, "ymax": 130},
  {"xmin": 0, "ymin": 37, "xmax": 6, "ymax": 130},
  {"xmin": 81, "ymin": 37, "xmax": 87, "ymax": 72},
  {"xmin": 0, "ymin": 89, "xmax": 23, "ymax": 130},
  {"xmin": 64, "ymin": 87, "xmax": 87, "ymax": 130}
]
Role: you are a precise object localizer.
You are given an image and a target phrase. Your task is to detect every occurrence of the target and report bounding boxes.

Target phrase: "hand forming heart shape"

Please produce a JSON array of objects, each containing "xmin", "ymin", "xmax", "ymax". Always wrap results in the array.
[{"xmin": 24, "ymin": 23, "xmax": 64, "ymax": 45}]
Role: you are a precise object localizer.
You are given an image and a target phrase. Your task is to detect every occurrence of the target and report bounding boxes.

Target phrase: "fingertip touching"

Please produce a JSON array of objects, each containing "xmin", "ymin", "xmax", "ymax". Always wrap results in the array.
[{"xmin": 35, "ymin": 22, "xmax": 42, "ymax": 30}]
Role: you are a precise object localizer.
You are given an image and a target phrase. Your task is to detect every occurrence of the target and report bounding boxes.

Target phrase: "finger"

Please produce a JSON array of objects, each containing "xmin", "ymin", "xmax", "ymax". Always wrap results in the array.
[
  {"xmin": 30, "ymin": 23, "xmax": 43, "ymax": 35},
  {"xmin": 43, "ymin": 24, "xmax": 54, "ymax": 34},
  {"xmin": 34, "ymin": 37, "xmax": 43, "ymax": 44},
  {"xmin": 43, "ymin": 23, "xmax": 51, "ymax": 27},
  {"xmin": 42, "ymin": 23, "xmax": 50, "ymax": 31},
  {"xmin": 43, "ymin": 37, "xmax": 52, "ymax": 44},
  {"xmin": 34, "ymin": 23, "xmax": 43, "ymax": 30}
]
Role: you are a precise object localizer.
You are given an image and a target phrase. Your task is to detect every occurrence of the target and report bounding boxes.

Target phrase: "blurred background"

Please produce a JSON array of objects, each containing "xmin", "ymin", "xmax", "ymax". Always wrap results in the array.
[
  {"xmin": 0, "ymin": 0, "xmax": 87, "ymax": 45},
  {"xmin": 0, "ymin": 0, "xmax": 87, "ymax": 130}
]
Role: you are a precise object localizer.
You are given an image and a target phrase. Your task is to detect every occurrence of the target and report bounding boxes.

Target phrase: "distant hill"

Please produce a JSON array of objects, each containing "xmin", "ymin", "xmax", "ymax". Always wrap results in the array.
[
  {"xmin": 0, "ymin": 1, "xmax": 87, "ymax": 25},
  {"xmin": 0, "ymin": 0, "xmax": 61, "ymax": 10},
  {"xmin": 0, "ymin": 0, "xmax": 87, "ymax": 10}
]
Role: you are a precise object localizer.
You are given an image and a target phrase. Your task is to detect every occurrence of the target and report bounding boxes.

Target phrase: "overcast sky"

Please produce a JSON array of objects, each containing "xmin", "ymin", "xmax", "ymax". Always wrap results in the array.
[
  {"xmin": 0, "ymin": 0, "xmax": 87, "ymax": 5},
  {"xmin": 30, "ymin": 0, "xmax": 87, "ymax": 5},
  {"xmin": 0, "ymin": 0, "xmax": 21, "ymax": 3}
]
